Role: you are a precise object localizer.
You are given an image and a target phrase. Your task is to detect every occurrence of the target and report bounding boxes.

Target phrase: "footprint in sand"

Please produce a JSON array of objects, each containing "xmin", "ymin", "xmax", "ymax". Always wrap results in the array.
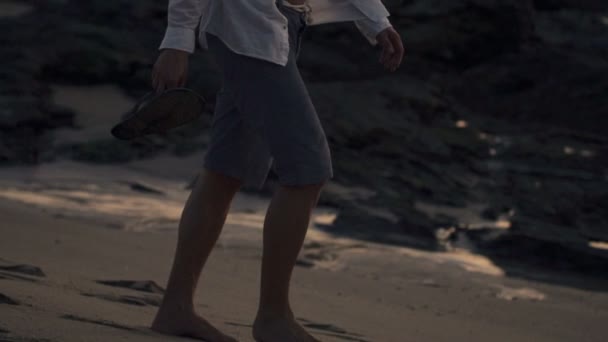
[
  {"xmin": 0, "ymin": 263, "xmax": 45, "ymax": 283},
  {"xmin": 80, "ymin": 292, "xmax": 161, "ymax": 307},
  {"xmin": 95, "ymin": 280, "xmax": 165, "ymax": 294},
  {"xmin": 61, "ymin": 314, "xmax": 156, "ymax": 337},
  {"xmin": 0, "ymin": 264, "xmax": 46, "ymax": 277},
  {"xmin": 0, "ymin": 293, "xmax": 20, "ymax": 305},
  {"xmin": 0, "ymin": 329, "xmax": 53, "ymax": 342},
  {"xmin": 224, "ymin": 321, "xmax": 253, "ymax": 328},
  {"xmin": 296, "ymin": 317, "xmax": 369, "ymax": 342},
  {"xmin": 0, "ymin": 272, "xmax": 40, "ymax": 283},
  {"xmin": 61, "ymin": 314, "xmax": 138, "ymax": 332}
]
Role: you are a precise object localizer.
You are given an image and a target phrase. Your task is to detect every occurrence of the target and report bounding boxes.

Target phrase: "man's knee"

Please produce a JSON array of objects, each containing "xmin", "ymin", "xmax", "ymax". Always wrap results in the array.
[{"xmin": 200, "ymin": 167, "xmax": 244, "ymax": 192}]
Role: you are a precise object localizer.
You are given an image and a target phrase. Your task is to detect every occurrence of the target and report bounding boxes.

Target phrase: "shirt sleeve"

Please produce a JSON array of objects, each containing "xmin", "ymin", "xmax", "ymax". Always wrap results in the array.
[
  {"xmin": 354, "ymin": 16, "xmax": 392, "ymax": 46},
  {"xmin": 159, "ymin": 0, "xmax": 209, "ymax": 53}
]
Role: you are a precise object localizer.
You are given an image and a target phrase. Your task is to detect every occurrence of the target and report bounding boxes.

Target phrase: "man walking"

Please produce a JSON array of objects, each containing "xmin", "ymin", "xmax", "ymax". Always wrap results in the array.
[{"xmin": 150, "ymin": 0, "xmax": 404, "ymax": 341}]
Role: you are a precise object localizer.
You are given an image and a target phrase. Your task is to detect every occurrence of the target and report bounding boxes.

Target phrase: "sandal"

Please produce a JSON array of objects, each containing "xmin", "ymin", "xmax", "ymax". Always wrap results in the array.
[{"xmin": 111, "ymin": 88, "xmax": 206, "ymax": 140}]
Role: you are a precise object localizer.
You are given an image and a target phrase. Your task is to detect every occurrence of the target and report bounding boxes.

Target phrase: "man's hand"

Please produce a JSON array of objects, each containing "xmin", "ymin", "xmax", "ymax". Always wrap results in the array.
[
  {"xmin": 152, "ymin": 49, "xmax": 190, "ymax": 94},
  {"xmin": 376, "ymin": 26, "xmax": 404, "ymax": 72}
]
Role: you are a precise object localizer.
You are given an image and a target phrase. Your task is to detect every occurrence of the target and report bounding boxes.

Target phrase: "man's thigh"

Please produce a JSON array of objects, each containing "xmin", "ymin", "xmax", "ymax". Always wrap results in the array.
[{"xmin": 228, "ymin": 59, "xmax": 331, "ymax": 184}]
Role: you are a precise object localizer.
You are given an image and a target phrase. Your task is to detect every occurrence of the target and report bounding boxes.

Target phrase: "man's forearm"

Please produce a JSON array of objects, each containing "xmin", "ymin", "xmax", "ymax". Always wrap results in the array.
[
  {"xmin": 354, "ymin": 16, "xmax": 392, "ymax": 46},
  {"xmin": 349, "ymin": 0, "xmax": 393, "ymax": 46},
  {"xmin": 159, "ymin": 0, "xmax": 209, "ymax": 53}
]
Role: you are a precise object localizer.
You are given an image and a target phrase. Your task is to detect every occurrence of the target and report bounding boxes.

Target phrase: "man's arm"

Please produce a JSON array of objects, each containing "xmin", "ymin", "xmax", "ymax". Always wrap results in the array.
[
  {"xmin": 354, "ymin": 16, "xmax": 392, "ymax": 46},
  {"xmin": 354, "ymin": 15, "xmax": 404, "ymax": 72},
  {"xmin": 153, "ymin": 0, "xmax": 208, "ymax": 93},
  {"xmin": 159, "ymin": 0, "xmax": 209, "ymax": 53}
]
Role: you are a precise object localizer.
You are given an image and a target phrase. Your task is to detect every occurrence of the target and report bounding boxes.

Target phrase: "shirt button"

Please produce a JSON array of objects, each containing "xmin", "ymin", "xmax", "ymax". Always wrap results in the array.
[{"xmin": 283, "ymin": 25, "xmax": 287, "ymax": 29}]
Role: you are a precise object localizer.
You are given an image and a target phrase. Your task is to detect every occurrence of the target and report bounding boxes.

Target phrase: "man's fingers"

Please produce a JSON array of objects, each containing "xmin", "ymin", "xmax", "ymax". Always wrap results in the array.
[
  {"xmin": 386, "ymin": 40, "xmax": 395, "ymax": 55},
  {"xmin": 178, "ymin": 72, "xmax": 187, "ymax": 88},
  {"xmin": 158, "ymin": 73, "xmax": 181, "ymax": 92},
  {"xmin": 166, "ymin": 77, "xmax": 180, "ymax": 90},
  {"xmin": 151, "ymin": 70, "xmax": 158, "ymax": 89},
  {"xmin": 377, "ymin": 34, "xmax": 389, "ymax": 64},
  {"xmin": 388, "ymin": 31, "xmax": 404, "ymax": 68},
  {"xmin": 151, "ymin": 49, "xmax": 190, "ymax": 91},
  {"xmin": 155, "ymin": 79, "xmax": 166, "ymax": 95},
  {"xmin": 379, "ymin": 47, "xmax": 387, "ymax": 65},
  {"xmin": 380, "ymin": 36, "xmax": 396, "ymax": 68},
  {"xmin": 180, "ymin": 65, "xmax": 188, "ymax": 87},
  {"xmin": 384, "ymin": 42, "xmax": 395, "ymax": 68},
  {"xmin": 376, "ymin": 28, "xmax": 405, "ymax": 72}
]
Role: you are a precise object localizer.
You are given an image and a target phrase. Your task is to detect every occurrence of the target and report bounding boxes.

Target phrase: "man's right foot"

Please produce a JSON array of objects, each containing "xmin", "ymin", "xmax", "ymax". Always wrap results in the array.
[{"xmin": 151, "ymin": 308, "xmax": 238, "ymax": 342}]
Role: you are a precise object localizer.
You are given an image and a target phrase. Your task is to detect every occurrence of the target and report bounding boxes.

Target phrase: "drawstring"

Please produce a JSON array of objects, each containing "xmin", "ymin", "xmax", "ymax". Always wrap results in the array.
[
  {"xmin": 303, "ymin": 2, "xmax": 312, "ymax": 25},
  {"xmin": 281, "ymin": 0, "xmax": 312, "ymax": 24}
]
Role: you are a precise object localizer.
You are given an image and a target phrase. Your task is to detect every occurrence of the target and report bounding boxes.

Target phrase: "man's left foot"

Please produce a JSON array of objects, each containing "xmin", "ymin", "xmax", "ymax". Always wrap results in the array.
[
  {"xmin": 151, "ymin": 306, "xmax": 238, "ymax": 342},
  {"xmin": 252, "ymin": 312, "xmax": 321, "ymax": 342}
]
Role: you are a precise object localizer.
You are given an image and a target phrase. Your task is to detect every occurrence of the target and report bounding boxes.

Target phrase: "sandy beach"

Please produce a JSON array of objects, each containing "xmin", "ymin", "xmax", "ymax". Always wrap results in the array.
[
  {"xmin": 2, "ymin": 1, "xmax": 608, "ymax": 341},
  {"xmin": 0, "ymin": 156, "xmax": 607, "ymax": 342}
]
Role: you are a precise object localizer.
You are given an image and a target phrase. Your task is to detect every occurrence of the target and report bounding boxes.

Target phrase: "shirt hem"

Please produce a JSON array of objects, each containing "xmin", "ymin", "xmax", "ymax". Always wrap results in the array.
[{"xmin": 202, "ymin": 30, "xmax": 289, "ymax": 67}]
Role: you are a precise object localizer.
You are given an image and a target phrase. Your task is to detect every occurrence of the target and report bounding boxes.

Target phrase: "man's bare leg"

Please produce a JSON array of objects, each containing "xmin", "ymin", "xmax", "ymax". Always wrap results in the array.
[
  {"xmin": 151, "ymin": 168, "xmax": 242, "ymax": 342},
  {"xmin": 252, "ymin": 182, "xmax": 325, "ymax": 342}
]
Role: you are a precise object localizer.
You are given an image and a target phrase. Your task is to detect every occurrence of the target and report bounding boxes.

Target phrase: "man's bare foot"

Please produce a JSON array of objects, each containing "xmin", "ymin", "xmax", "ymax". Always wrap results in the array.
[
  {"xmin": 151, "ymin": 306, "xmax": 238, "ymax": 342},
  {"xmin": 252, "ymin": 312, "xmax": 321, "ymax": 342}
]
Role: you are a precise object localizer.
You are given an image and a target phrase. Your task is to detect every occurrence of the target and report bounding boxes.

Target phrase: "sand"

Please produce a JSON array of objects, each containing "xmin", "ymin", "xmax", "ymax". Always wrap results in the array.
[
  {"xmin": 1, "ymin": 84, "xmax": 607, "ymax": 341},
  {"xmin": 1, "ymin": 157, "xmax": 607, "ymax": 342}
]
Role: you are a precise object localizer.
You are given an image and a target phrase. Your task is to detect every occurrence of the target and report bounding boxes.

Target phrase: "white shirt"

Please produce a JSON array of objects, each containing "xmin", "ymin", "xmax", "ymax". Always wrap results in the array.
[{"xmin": 159, "ymin": 0, "xmax": 393, "ymax": 66}]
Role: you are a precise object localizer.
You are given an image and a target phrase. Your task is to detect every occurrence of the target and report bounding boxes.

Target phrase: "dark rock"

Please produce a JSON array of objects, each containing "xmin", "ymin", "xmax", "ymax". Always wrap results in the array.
[
  {"xmin": 481, "ymin": 207, "xmax": 500, "ymax": 221},
  {"xmin": 464, "ymin": 228, "xmax": 608, "ymax": 277},
  {"xmin": 295, "ymin": 259, "xmax": 315, "ymax": 268},
  {"xmin": 319, "ymin": 204, "xmax": 441, "ymax": 251},
  {"xmin": 533, "ymin": 0, "xmax": 608, "ymax": 11},
  {"xmin": 450, "ymin": 47, "xmax": 608, "ymax": 135},
  {"xmin": 577, "ymin": 193, "xmax": 608, "ymax": 241},
  {"xmin": 60, "ymin": 139, "xmax": 164, "ymax": 164},
  {"xmin": 396, "ymin": 0, "xmax": 536, "ymax": 67},
  {"xmin": 126, "ymin": 182, "xmax": 165, "ymax": 195},
  {"xmin": 0, "ymin": 98, "xmax": 45, "ymax": 130}
]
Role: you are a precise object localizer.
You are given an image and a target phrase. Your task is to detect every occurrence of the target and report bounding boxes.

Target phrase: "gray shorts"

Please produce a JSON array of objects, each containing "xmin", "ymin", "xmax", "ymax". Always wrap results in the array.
[{"xmin": 203, "ymin": 0, "xmax": 333, "ymax": 189}]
